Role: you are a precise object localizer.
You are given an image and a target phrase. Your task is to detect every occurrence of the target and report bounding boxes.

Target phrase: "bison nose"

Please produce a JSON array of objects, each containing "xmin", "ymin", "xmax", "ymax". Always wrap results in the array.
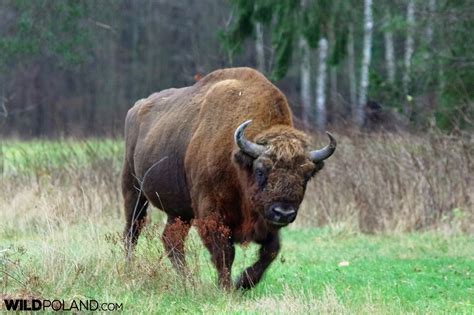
[{"xmin": 270, "ymin": 203, "xmax": 297, "ymax": 223}]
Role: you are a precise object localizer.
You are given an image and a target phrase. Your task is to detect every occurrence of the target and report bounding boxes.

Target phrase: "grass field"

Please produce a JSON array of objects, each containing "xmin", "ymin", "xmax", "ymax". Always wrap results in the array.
[{"xmin": 1, "ymin": 135, "xmax": 473, "ymax": 314}]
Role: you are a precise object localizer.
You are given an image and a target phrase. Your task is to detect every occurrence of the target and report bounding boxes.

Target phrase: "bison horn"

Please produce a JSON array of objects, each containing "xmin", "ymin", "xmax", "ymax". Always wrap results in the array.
[
  {"xmin": 234, "ymin": 120, "xmax": 266, "ymax": 158},
  {"xmin": 309, "ymin": 132, "xmax": 337, "ymax": 163}
]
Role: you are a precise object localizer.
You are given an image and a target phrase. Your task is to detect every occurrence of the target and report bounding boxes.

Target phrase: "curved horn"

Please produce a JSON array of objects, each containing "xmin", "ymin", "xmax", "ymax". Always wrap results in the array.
[
  {"xmin": 310, "ymin": 132, "xmax": 337, "ymax": 162},
  {"xmin": 234, "ymin": 120, "xmax": 266, "ymax": 158}
]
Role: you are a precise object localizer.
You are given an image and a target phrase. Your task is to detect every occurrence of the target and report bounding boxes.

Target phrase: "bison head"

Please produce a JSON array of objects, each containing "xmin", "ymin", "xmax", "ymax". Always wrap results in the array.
[{"xmin": 234, "ymin": 120, "xmax": 336, "ymax": 227}]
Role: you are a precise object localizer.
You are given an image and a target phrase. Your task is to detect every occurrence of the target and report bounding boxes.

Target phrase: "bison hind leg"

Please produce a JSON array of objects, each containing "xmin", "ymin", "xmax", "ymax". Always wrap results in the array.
[
  {"xmin": 122, "ymin": 166, "xmax": 150, "ymax": 260},
  {"xmin": 123, "ymin": 193, "xmax": 149, "ymax": 259},
  {"xmin": 162, "ymin": 216, "xmax": 191, "ymax": 273}
]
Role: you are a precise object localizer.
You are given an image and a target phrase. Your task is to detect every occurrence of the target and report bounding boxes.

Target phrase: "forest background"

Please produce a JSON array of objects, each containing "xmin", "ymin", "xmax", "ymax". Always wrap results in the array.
[{"xmin": 0, "ymin": 0, "xmax": 472, "ymax": 137}]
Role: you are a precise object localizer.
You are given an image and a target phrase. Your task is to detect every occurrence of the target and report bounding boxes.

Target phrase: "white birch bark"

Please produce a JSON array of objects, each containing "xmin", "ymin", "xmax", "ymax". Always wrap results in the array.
[
  {"xmin": 356, "ymin": 0, "xmax": 373, "ymax": 127},
  {"xmin": 403, "ymin": 0, "xmax": 415, "ymax": 116},
  {"xmin": 330, "ymin": 68, "xmax": 337, "ymax": 109},
  {"xmin": 384, "ymin": 9, "xmax": 396, "ymax": 84},
  {"xmin": 299, "ymin": 37, "xmax": 311, "ymax": 127},
  {"xmin": 426, "ymin": 0, "xmax": 441, "ymax": 96},
  {"xmin": 329, "ymin": 24, "xmax": 337, "ymax": 111},
  {"xmin": 426, "ymin": 0, "xmax": 436, "ymax": 45},
  {"xmin": 315, "ymin": 37, "xmax": 328, "ymax": 131},
  {"xmin": 255, "ymin": 22, "xmax": 265, "ymax": 73},
  {"xmin": 347, "ymin": 23, "xmax": 357, "ymax": 118}
]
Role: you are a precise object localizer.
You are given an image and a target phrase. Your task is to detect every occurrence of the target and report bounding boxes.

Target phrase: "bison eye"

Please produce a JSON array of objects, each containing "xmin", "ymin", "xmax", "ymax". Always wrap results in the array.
[{"xmin": 255, "ymin": 169, "xmax": 267, "ymax": 188}]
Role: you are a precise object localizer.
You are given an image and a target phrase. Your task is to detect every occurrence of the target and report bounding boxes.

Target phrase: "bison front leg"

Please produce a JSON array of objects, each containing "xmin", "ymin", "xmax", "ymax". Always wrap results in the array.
[
  {"xmin": 162, "ymin": 216, "xmax": 191, "ymax": 273},
  {"xmin": 196, "ymin": 215, "xmax": 235, "ymax": 289},
  {"xmin": 236, "ymin": 232, "xmax": 280, "ymax": 290}
]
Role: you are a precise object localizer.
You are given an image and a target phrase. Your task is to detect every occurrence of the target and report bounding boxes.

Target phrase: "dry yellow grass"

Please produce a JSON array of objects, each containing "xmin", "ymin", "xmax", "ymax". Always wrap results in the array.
[
  {"xmin": 1, "ymin": 131, "xmax": 472, "ymax": 236},
  {"xmin": 298, "ymin": 131, "xmax": 473, "ymax": 233}
]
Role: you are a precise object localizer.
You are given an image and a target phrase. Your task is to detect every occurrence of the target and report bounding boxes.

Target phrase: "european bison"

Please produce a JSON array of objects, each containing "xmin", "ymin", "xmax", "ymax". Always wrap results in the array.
[{"xmin": 122, "ymin": 67, "xmax": 336, "ymax": 289}]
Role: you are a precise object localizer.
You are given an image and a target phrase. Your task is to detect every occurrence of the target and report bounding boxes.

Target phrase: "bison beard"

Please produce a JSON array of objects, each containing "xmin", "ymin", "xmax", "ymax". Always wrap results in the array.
[{"xmin": 122, "ymin": 68, "xmax": 336, "ymax": 290}]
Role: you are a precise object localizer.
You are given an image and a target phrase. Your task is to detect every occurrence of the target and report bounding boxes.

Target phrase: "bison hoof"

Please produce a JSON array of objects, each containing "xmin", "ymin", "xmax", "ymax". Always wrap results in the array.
[{"xmin": 235, "ymin": 274, "xmax": 255, "ymax": 291}]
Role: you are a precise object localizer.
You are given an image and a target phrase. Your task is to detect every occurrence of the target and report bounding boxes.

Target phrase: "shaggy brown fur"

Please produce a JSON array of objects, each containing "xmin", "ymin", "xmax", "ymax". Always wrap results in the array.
[{"xmin": 122, "ymin": 67, "xmax": 330, "ymax": 289}]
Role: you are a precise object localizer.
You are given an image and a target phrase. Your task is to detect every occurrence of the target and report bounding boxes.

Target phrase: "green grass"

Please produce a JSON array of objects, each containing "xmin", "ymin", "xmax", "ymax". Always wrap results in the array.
[
  {"xmin": 1, "ymin": 139, "xmax": 123, "ymax": 175},
  {"xmin": 1, "ymin": 214, "xmax": 473, "ymax": 314}
]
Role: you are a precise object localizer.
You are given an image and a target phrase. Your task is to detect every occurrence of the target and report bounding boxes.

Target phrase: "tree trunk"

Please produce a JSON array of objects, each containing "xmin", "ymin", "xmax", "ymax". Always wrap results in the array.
[
  {"xmin": 356, "ymin": 0, "xmax": 373, "ymax": 127},
  {"xmin": 426, "ymin": 0, "xmax": 436, "ymax": 45},
  {"xmin": 403, "ymin": 0, "xmax": 415, "ymax": 116},
  {"xmin": 299, "ymin": 37, "xmax": 311, "ymax": 128},
  {"xmin": 0, "ymin": 79, "xmax": 6, "ymax": 119},
  {"xmin": 329, "ymin": 24, "xmax": 338, "ymax": 117},
  {"xmin": 330, "ymin": 68, "xmax": 337, "ymax": 122},
  {"xmin": 384, "ymin": 9, "xmax": 396, "ymax": 84},
  {"xmin": 255, "ymin": 22, "xmax": 265, "ymax": 74},
  {"xmin": 315, "ymin": 37, "xmax": 328, "ymax": 131},
  {"xmin": 130, "ymin": 0, "xmax": 140, "ymax": 100},
  {"xmin": 347, "ymin": 23, "xmax": 357, "ymax": 119}
]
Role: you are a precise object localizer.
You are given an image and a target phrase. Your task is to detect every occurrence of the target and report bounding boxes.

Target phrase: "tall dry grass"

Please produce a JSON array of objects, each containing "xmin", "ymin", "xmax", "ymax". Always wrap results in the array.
[
  {"xmin": 1, "ymin": 131, "xmax": 472, "ymax": 235},
  {"xmin": 298, "ymin": 131, "xmax": 474, "ymax": 233},
  {"xmin": 0, "ymin": 140, "xmax": 123, "ymax": 237}
]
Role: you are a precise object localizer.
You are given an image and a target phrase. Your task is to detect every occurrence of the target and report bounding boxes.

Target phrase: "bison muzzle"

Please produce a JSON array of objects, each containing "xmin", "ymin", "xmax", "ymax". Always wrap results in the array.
[{"xmin": 122, "ymin": 67, "xmax": 336, "ymax": 290}]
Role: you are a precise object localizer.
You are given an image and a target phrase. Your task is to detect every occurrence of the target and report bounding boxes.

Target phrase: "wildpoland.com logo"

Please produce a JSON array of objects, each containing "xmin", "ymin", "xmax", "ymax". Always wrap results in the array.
[{"xmin": 2, "ymin": 298, "xmax": 123, "ymax": 312}]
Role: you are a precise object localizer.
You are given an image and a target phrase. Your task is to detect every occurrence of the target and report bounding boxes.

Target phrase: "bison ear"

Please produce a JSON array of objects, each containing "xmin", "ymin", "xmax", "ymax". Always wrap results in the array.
[{"xmin": 234, "ymin": 150, "xmax": 255, "ymax": 170}]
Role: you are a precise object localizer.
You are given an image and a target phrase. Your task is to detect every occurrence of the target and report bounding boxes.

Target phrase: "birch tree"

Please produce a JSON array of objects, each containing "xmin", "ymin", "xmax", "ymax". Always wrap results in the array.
[
  {"xmin": 315, "ymin": 37, "xmax": 328, "ymax": 131},
  {"xmin": 299, "ymin": 0, "xmax": 311, "ymax": 127},
  {"xmin": 347, "ymin": 23, "xmax": 357, "ymax": 115},
  {"xmin": 255, "ymin": 22, "xmax": 265, "ymax": 73},
  {"xmin": 356, "ymin": 0, "xmax": 373, "ymax": 127},
  {"xmin": 384, "ymin": 9, "xmax": 396, "ymax": 84},
  {"xmin": 299, "ymin": 37, "xmax": 311, "ymax": 127},
  {"xmin": 329, "ymin": 23, "xmax": 338, "ymax": 112},
  {"xmin": 403, "ymin": 0, "xmax": 415, "ymax": 116},
  {"xmin": 426, "ymin": 0, "xmax": 436, "ymax": 45},
  {"xmin": 426, "ymin": 0, "xmax": 442, "ymax": 93}
]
